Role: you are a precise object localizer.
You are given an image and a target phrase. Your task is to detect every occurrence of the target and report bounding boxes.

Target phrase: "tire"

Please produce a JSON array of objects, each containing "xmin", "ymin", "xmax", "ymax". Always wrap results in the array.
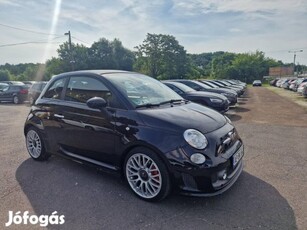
[
  {"xmin": 13, "ymin": 95, "xmax": 19, "ymax": 104},
  {"xmin": 124, "ymin": 147, "xmax": 171, "ymax": 201},
  {"xmin": 29, "ymin": 95, "xmax": 34, "ymax": 105},
  {"xmin": 25, "ymin": 127, "xmax": 50, "ymax": 161}
]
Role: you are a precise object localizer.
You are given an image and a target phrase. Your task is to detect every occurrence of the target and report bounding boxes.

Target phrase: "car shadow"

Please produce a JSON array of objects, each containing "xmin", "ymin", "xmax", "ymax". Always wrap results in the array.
[
  {"xmin": 233, "ymin": 107, "xmax": 250, "ymax": 113},
  {"xmin": 226, "ymin": 114, "xmax": 242, "ymax": 122},
  {"xmin": 16, "ymin": 157, "xmax": 297, "ymax": 230}
]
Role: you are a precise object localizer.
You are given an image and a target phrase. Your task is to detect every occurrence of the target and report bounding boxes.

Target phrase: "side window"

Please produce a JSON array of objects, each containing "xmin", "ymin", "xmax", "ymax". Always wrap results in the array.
[
  {"xmin": 42, "ymin": 78, "xmax": 65, "ymax": 99},
  {"xmin": 64, "ymin": 76, "xmax": 121, "ymax": 108},
  {"xmin": 168, "ymin": 85, "xmax": 183, "ymax": 95}
]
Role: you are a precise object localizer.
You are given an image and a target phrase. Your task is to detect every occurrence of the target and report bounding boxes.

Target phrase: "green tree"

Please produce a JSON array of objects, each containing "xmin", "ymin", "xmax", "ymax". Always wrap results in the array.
[
  {"xmin": 0, "ymin": 69, "xmax": 11, "ymax": 81},
  {"xmin": 211, "ymin": 52, "xmax": 237, "ymax": 79},
  {"xmin": 134, "ymin": 33, "xmax": 189, "ymax": 79}
]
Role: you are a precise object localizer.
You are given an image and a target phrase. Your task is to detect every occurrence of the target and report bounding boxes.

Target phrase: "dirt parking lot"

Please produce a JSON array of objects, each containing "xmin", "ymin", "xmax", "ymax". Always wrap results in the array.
[{"xmin": 0, "ymin": 87, "xmax": 306, "ymax": 230}]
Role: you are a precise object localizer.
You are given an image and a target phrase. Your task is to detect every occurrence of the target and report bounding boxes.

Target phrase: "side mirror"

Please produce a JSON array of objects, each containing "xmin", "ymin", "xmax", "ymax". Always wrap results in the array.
[{"xmin": 86, "ymin": 97, "xmax": 107, "ymax": 110}]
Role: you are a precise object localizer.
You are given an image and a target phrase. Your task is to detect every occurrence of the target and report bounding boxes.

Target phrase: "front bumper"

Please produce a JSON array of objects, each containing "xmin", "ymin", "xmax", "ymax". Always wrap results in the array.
[
  {"xmin": 179, "ymin": 160, "xmax": 243, "ymax": 197},
  {"xmin": 165, "ymin": 123, "xmax": 244, "ymax": 196},
  {"xmin": 228, "ymin": 96, "xmax": 237, "ymax": 106}
]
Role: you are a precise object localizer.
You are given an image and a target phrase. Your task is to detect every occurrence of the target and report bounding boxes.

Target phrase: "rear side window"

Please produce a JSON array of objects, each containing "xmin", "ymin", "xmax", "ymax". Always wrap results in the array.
[
  {"xmin": 167, "ymin": 84, "xmax": 183, "ymax": 95},
  {"xmin": 43, "ymin": 78, "xmax": 66, "ymax": 99},
  {"xmin": 64, "ymin": 76, "xmax": 109, "ymax": 103}
]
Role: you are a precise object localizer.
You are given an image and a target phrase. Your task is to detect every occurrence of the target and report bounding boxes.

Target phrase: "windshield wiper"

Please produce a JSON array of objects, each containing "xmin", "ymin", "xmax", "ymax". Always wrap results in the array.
[
  {"xmin": 136, "ymin": 99, "xmax": 185, "ymax": 109},
  {"xmin": 159, "ymin": 99, "xmax": 184, "ymax": 105}
]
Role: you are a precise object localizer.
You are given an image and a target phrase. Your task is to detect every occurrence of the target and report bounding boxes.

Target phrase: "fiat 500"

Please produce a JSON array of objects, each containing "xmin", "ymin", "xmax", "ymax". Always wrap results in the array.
[{"xmin": 24, "ymin": 70, "xmax": 244, "ymax": 201}]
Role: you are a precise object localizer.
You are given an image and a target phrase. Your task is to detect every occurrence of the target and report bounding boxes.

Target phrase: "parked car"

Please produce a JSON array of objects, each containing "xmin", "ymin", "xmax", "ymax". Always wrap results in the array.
[
  {"xmin": 289, "ymin": 79, "xmax": 298, "ymax": 91},
  {"xmin": 276, "ymin": 79, "xmax": 286, "ymax": 87},
  {"xmin": 214, "ymin": 80, "xmax": 245, "ymax": 96},
  {"xmin": 302, "ymin": 84, "xmax": 307, "ymax": 98},
  {"xmin": 252, "ymin": 80, "xmax": 262, "ymax": 87},
  {"xmin": 200, "ymin": 80, "xmax": 243, "ymax": 97},
  {"xmin": 292, "ymin": 78, "xmax": 307, "ymax": 92},
  {"xmin": 28, "ymin": 81, "xmax": 48, "ymax": 105},
  {"xmin": 0, "ymin": 82, "xmax": 28, "ymax": 104},
  {"xmin": 24, "ymin": 70, "xmax": 244, "ymax": 201},
  {"xmin": 269, "ymin": 79, "xmax": 279, "ymax": 86},
  {"xmin": 23, "ymin": 81, "xmax": 36, "ymax": 87},
  {"xmin": 168, "ymin": 79, "xmax": 238, "ymax": 105},
  {"xmin": 297, "ymin": 82, "xmax": 307, "ymax": 95},
  {"xmin": 163, "ymin": 81, "xmax": 229, "ymax": 113}
]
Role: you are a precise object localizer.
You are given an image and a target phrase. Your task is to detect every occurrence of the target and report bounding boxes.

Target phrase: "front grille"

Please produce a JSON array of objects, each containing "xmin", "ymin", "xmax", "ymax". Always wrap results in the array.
[{"xmin": 216, "ymin": 129, "xmax": 237, "ymax": 156}]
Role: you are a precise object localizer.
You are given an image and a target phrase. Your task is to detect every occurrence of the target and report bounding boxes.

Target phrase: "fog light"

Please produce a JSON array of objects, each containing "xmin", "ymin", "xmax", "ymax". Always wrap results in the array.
[{"xmin": 190, "ymin": 153, "xmax": 206, "ymax": 164}]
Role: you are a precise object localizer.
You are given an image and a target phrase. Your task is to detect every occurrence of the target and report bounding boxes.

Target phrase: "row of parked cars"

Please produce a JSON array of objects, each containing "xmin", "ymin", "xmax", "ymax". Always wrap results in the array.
[
  {"xmin": 270, "ymin": 77, "xmax": 307, "ymax": 97},
  {"xmin": 162, "ymin": 79, "xmax": 246, "ymax": 114},
  {"xmin": 0, "ymin": 81, "xmax": 47, "ymax": 104},
  {"xmin": 0, "ymin": 78, "xmax": 246, "ymax": 114}
]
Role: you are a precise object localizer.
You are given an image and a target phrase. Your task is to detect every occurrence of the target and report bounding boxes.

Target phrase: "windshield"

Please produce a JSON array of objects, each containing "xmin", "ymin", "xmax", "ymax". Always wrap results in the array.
[
  {"xmin": 202, "ymin": 81, "xmax": 218, "ymax": 88},
  {"xmin": 105, "ymin": 73, "xmax": 183, "ymax": 108},
  {"xmin": 210, "ymin": 81, "xmax": 224, "ymax": 87},
  {"xmin": 167, "ymin": 82, "xmax": 195, "ymax": 93}
]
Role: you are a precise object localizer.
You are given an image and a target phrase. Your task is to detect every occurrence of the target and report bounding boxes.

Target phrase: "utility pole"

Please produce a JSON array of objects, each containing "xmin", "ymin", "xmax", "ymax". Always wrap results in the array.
[
  {"xmin": 64, "ymin": 30, "xmax": 75, "ymax": 71},
  {"xmin": 288, "ymin": 50, "xmax": 303, "ymax": 76}
]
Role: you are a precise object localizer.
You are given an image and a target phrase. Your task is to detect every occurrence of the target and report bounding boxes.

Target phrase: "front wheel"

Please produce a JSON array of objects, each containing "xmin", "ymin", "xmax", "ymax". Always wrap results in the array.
[
  {"xmin": 26, "ymin": 127, "xmax": 50, "ymax": 161},
  {"xmin": 124, "ymin": 147, "xmax": 171, "ymax": 201},
  {"xmin": 29, "ymin": 95, "xmax": 35, "ymax": 105}
]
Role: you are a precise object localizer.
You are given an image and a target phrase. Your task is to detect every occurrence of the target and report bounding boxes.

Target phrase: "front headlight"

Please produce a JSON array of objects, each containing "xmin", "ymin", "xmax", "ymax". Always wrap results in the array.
[
  {"xmin": 221, "ymin": 93, "xmax": 231, "ymax": 97},
  {"xmin": 183, "ymin": 129, "xmax": 208, "ymax": 149},
  {"xmin": 210, "ymin": 98, "xmax": 223, "ymax": 103}
]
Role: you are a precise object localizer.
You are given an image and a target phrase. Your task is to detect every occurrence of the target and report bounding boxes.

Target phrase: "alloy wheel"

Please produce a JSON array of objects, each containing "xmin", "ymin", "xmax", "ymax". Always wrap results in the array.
[
  {"xmin": 13, "ymin": 96, "xmax": 19, "ymax": 104},
  {"xmin": 126, "ymin": 153, "xmax": 162, "ymax": 199},
  {"xmin": 26, "ymin": 129, "xmax": 42, "ymax": 158}
]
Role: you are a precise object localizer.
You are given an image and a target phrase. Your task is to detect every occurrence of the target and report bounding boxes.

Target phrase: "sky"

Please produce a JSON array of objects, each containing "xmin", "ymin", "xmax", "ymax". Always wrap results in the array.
[{"xmin": 0, "ymin": 0, "xmax": 306, "ymax": 65}]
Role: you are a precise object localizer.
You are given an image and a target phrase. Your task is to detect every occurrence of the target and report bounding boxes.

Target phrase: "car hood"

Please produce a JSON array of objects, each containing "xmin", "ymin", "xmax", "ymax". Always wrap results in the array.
[{"xmin": 137, "ymin": 102, "xmax": 227, "ymax": 134}]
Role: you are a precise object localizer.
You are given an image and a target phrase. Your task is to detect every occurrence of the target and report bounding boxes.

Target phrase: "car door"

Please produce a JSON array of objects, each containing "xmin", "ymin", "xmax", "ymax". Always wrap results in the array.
[
  {"xmin": 0, "ymin": 84, "xmax": 8, "ymax": 100},
  {"xmin": 2, "ymin": 85, "xmax": 14, "ymax": 100},
  {"xmin": 53, "ymin": 75, "xmax": 119, "ymax": 168}
]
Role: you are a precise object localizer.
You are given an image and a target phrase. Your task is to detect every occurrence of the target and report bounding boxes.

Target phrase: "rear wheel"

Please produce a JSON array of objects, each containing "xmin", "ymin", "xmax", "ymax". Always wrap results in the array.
[
  {"xmin": 13, "ymin": 96, "xmax": 19, "ymax": 104},
  {"xmin": 26, "ymin": 127, "xmax": 50, "ymax": 161},
  {"xmin": 124, "ymin": 147, "xmax": 171, "ymax": 201}
]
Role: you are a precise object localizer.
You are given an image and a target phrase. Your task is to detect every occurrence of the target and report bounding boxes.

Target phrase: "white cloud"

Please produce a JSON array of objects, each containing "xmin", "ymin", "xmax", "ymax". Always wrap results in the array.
[{"xmin": 0, "ymin": 0, "xmax": 306, "ymax": 64}]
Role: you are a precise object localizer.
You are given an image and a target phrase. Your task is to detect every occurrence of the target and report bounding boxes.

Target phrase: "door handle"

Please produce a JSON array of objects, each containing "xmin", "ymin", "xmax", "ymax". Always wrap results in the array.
[{"xmin": 54, "ymin": 114, "xmax": 64, "ymax": 119}]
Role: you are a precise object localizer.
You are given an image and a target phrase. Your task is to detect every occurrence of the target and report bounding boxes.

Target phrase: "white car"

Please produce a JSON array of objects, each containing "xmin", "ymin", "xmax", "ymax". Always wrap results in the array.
[{"xmin": 297, "ymin": 82, "xmax": 307, "ymax": 95}]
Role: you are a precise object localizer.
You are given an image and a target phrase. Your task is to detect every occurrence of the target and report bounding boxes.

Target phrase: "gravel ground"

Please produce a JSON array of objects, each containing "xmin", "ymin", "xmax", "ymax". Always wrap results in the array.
[{"xmin": 0, "ymin": 87, "xmax": 306, "ymax": 230}]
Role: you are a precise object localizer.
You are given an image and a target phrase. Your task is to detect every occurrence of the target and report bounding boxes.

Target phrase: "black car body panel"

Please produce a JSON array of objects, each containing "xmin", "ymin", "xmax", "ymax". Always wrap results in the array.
[
  {"xmin": 24, "ymin": 70, "xmax": 243, "ymax": 197},
  {"xmin": 28, "ymin": 81, "xmax": 47, "ymax": 104},
  {"xmin": 169, "ymin": 80, "xmax": 238, "ymax": 106},
  {"xmin": 163, "ymin": 81, "xmax": 229, "ymax": 113},
  {"xmin": 0, "ymin": 82, "xmax": 28, "ymax": 103}
]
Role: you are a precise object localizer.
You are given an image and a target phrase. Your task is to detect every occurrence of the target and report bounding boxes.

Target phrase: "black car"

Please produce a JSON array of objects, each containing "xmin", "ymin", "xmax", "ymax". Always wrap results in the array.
[
  {"xmin": 28, "ymin": 81, "xmax": 48, "ymax": 105},
  {"xmin": 252, "ymin": 80, "xmax": 262, "ymax": 87},
  {"xmin": 170, "ymin": 79, "xmax": 238, "ymax": 106},
  {"xmin": 163, "ymin": 81, "xmax": 229, "ymax": 113},
  {"xmin": 200, "ymin": 80, "xmax": 243, "ymax": 97},
  {"xmin": 0, "ymin": 82, "xmax": 28, "ymax": 104},
  {"xmin": 214, "ymin": 80, "xmax": 245, "ymax": 96},
  {"xmin": 24, "ymin": 70, "xmax": 244, "ymax": 201}
]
